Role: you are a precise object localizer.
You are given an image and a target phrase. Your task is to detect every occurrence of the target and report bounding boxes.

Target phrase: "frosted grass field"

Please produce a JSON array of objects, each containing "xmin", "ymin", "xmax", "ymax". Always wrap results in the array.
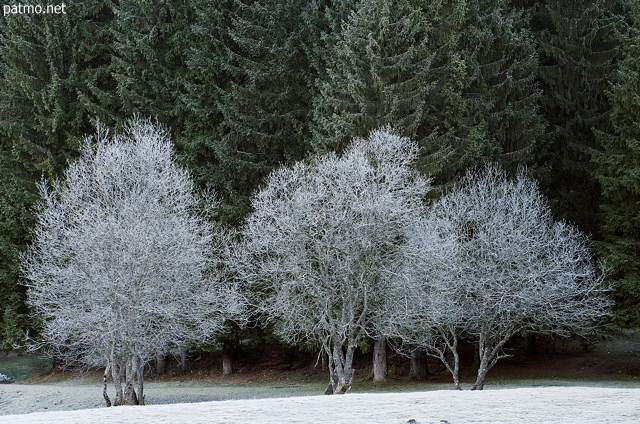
[{"xmin": 2, "ymin": 384, "xmax": 640, "ymax": 423}]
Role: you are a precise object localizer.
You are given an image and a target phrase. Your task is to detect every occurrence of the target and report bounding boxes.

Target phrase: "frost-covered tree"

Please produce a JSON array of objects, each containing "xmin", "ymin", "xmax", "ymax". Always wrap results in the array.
[
  {"xmin": 387, "ymin": 165, "xmax": 610, "ymax": 390},
  {"xmin": 383, "ymin": 212, "xmax": 466, "ymax": 389},
  {"xmin": 239, "ymin": 128, "xmax": 429, "ymax": 394},
  {"xmin": 22, "ymin": 119, "xmax": 241, "ymax": 406}
]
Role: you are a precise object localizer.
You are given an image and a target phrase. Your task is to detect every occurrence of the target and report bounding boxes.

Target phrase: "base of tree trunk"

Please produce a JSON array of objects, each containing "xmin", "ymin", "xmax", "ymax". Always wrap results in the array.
[
  {"xmin": 103, "ymin": 367, "xmax": 112, "ymax": 407},
  {"xmin": 324, "ymin": 382, "xmax": 333, "ymax": 395},
  {"xmin": 222, "ymin": 347, "xmax": 234, "ymax": 376},
  {"xmin": 410, "ymin": 350, "xmax": 428, "ymax": 380},
  {"xmin": 333, "ymin": 383, "xmax": 351, "ymax": 394},
  {"xmin": 372, "ymin": 338, "xmax": 387, "ymax": 381}
]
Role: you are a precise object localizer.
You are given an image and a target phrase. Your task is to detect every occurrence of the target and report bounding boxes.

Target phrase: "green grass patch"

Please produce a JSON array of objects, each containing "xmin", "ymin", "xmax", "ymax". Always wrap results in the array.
[{"xmin": 0, "ymin": 355, "xmax": 52, "ymax": 381}]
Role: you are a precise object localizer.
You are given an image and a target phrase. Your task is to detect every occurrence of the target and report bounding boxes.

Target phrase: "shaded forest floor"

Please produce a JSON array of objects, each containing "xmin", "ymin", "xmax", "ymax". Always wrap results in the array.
[
  {"xmin": 167, "ymin": 329, "xmax": 640, "ymax": 389},
  {"xmin": 2, "ymin": 330, "xmax": 640, "ymax": 390}
]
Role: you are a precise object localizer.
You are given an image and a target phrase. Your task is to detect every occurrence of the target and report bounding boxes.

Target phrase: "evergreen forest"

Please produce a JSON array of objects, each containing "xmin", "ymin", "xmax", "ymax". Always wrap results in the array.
[{"xmin": 1, "ymin": 0, "xmax": 639, "ymax": 353}]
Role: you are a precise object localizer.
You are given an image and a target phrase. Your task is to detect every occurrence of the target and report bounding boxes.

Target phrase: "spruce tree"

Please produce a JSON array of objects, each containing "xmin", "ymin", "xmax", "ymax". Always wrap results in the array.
[
  {"xmin": 312, "ymin": 0, "xmax": 479, "ymax": 187},
  {"xmin": 181, "ymin": 0, "xmax": 236, "ymax": 217},
  {"xmin": 303, "ymin": 0, "xmax": 358, "ymax": 104},
  {"xmin": 0, "ymin": 150, "xmax": 35, "ymax": 350},
  {"xmin": 533, "ymin": 0, "xmax": 625, "ymax": 234},
  {"xmin": 209, "ymin": 0, "xmax": 313, "ymax": 225},
  {"xmin": 312, "ymin": 0, "xmax": 442, "ymax": 152},
  {"xmin": 419, "ymin": 1, "xmax": 481, "ymax": 187},
  {"xmin": 423, "ymin": 0, "xmax": 547, "ymax": 186},
  {"xmin": 459, "ymin": 0, "xmax": 545, "ymax": 174},
  {"xmin": 110, "ymin": 0, "xmax": 194, "ymax": 133},
  {"xmin": 593, "ymin": 7, "xmax": 640, "ymax": 326},
  {"xmin": 0, "ymin": 1, "xmax": 114, "ymax": 348}
]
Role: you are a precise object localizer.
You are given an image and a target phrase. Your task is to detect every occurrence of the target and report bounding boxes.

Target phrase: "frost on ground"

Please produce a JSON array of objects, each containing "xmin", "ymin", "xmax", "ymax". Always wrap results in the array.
[{"xmin": 1, "ymin": 386, "xmax": 639, "ymax": 424}]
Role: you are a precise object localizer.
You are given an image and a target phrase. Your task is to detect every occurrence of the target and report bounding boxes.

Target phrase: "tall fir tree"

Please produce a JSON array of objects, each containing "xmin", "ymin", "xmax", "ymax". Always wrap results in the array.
[
  {"xmin": 532, "ymin": 0, "xmax": 625, "ymax": 235},
  {"xmin": 181, "ymin": 0, "xmax": 236, "ymax": 216},
  {"xmin": 313, "ymin": 0, "xmax": 545, "ymax": 191},
  {"xmin": 311, "ymin": 0, "xmax": 440, "ymax": 152},
  {"xmin": 303, "ymin": 0, "xmax": 358, "ymax": 104},
  {"xmin": 418, "ymin": 0, "xmax": 482, "ymax": 187},
  {"xmin": 0, "ymin": 1, "xmax": 115, "ymax": 349},
  {"xmin": 459, "ymin": 0, "xmax": 545, "ymax": 175},
  {"xmin": 593, "ymin": 6, "xmax": 640, "ymax": 327},
  {"xmin": 205, "ymin": 0, "xmax": 313, "ymax": 225},
  {"xmin": 312, "ymin": 0, "xmax": 476, "ymax": 184},
  {"xmin": 0, "ymin": 149, "xmax": 35, "ymax": 350},
  {"xmin": 110, "ymin": 0, "xmax": 194, "ymax": 134}
]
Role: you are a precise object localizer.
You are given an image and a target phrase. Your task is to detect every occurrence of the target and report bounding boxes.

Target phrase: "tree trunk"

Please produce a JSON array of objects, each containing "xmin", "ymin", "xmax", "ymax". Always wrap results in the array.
[
  {"xmin": 326, "ymin": 339, "xmax": 355, "ymax": 394},
  {"xmin": 433, "ymin": 349, "xmax": 461, "ymax": 389},
  {"xmin": 332, "ymin": 341, "xmax": 347, "ymax": 394},
  {"xmin": 472, "ymin": 354, "xmax": 490, "ymax": 390},
  {"xmin": 448, "ymin": 346, "xmax": 461, "ymax": 391},
  {"xmin": 222, "ymin": 345, "xmax": 234, "ymax": 376},
  {"xmin": 103, "ymin": 360, "xmax": 112, "ymax": 407},
  {"xmin": 324, "ymin": 380, "xmax": 335, "ymax": 395},
  {"xmin": 124, "ymin": 356, "xmax": 139, "ymax": 405},
  {"xmin": 472, "ymin": 330, "xmax": 517, "ymax": 390},
  {"xmin": 339, "ymin": 343, "xmax": 356, "ymax": 394},
  {"xmin": 372, "ymin": 338, "xmax": 387, "ymax": 381},
  {"xmin": 324, "ymin": 344, "xmax": 338, "ymax": 395},
  {"xmin": 124, "ymin": 382, "xmax": 138, "ymax": 404},
  {"xmin": 473, "ymin": 342, "xmax": 480, "ymax": 369},
  {"xmin": 110, "ymin": 351, "xmax": 124, "ymax": 406},
  {"xmin": 137, "ymin": 360, "xmax": 145, "ymax": 406},
  {"xmin": 180, "ymin": 348, "xmax": 188, "ymax": 373},
  {"xmin": 321, "ymin": 350, "xmax": 328, "ymax": 371},
  {"xmin": 155, "ymin": 351, "xmax": 166, "ymax": 376},
  {"xmin": 333, "ymin": 346, "xmax": 356, "ymax": 395},
  {"xmin": 410, "ymin": 350, "xmax": 428, "ymax": 380},
  {"xmin": 472, "ymin": 333, "xmax": 490, "ymax": 390},
  {"xmin": 428, "ymin": 332, "xmax": 461, "ymax": 389}
]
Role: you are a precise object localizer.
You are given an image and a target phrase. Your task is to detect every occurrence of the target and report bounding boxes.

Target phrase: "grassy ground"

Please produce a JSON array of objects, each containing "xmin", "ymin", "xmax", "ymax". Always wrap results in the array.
[
  {"xmin": 0, "ymin": 355, "xmax": 51, "ymax": 381},
  {"xmin": 1, "ymin": 331, "xmax": 639, "ymax": 415}
]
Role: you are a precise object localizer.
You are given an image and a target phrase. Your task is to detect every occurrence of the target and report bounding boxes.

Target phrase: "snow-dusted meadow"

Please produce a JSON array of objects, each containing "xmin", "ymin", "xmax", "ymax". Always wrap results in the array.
[{"xmin": 2, "ymin": 386, "xmax": 639, "ymax": 423}]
